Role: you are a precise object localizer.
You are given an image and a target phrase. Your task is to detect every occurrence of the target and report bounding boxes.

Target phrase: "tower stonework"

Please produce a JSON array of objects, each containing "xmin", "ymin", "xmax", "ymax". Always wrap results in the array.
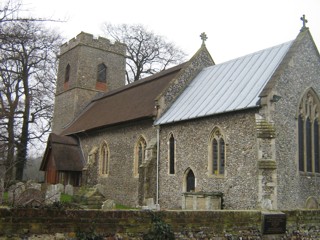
[{"xmin": 52, "ymin": 32, "xmax": 126, "ymax": 134}]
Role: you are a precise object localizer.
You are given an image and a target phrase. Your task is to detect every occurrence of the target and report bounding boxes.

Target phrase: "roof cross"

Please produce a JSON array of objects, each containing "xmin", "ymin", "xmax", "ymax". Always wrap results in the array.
[
  {"xmin": 300, "ymin": 14, "xmax": 308, "ymax": 32},
  {"xmin": 200, "ymin": 32, "xmax": 208, "ymax": 46}
]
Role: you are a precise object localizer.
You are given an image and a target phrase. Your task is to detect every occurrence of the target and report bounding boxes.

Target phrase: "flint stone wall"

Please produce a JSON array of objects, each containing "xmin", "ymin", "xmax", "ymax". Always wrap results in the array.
[
  {"xmin": 159, "ymin": 109, "xmax": 258, "ymax": 210},
  {"xmin": 0, "ymin": 209, "xmax": 318, "ymax": 239},
  {"xmin": 270, "ymin": 30, "xmax": 320, "ymax": 209},
  {"xmin": 79, "ymin": 119, "xmax": 157, "ymax": 208}
]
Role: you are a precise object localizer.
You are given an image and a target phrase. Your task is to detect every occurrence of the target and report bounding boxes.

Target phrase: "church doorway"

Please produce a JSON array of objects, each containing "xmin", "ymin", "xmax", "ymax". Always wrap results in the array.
[{"xmin": 184, "ymin": 168, "xmax": 195, "ymax": 192}]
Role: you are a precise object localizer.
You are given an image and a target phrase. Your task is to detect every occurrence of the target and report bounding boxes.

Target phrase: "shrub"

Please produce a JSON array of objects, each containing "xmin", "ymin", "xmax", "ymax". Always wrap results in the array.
[{"xmin": 143, "ymin": 212, "xmax": 175, "ymax": 240}]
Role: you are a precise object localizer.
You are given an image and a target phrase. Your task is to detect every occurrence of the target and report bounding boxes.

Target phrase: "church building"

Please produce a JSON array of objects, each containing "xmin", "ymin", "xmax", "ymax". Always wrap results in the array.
[{"xmin": 41, "ymin": 22, "xmax": 320, "ymax": 210}]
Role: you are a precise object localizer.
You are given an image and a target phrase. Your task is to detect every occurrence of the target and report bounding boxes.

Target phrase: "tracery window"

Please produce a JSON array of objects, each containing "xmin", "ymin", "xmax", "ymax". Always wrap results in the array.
[
  {"xmin": 97, "ymin": 63, "xmax": 107, "ymax": 83},
  {"xmin": 99, "ymin": 141, "xmax": 109, "ymax": 175},
  {"xmin": 134, "ymin": 136, "xmax": 146, "ymax": 177},
  {"xmin": 298, "ymin": 89, "xmax": 320, "ymax": 173},
  {"xmin": 168, "ymin": 133, "xmax": 175, "ymax": 174},
  {"xmin": 209, "ymin": 127, "xmax": 226, "ymax": 175}
]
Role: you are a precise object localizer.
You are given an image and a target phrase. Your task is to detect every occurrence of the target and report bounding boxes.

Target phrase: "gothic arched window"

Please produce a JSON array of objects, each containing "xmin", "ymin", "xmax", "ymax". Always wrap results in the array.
[
  {"xmin": 209, "ymin": 127, "xmax": 226, "ymax": 175},
  {"xmin": 185, "ymin": 169, "xmax": 195, "ymax": 192},
  {"xmin": 99, "ymin": 141, "xmax": 109, "ymax": 176},
  {"xmin": 97, "ymin": 63, "xmax": 107, "ymax": 83},
  {"xmin": 168, "ymin": 133, "xmax": 175, "ymax": 174},
  {"xmin": 298, "ymin": 88, "xmax": 320, "ymax": 173},
  {"xmin": 134, "ymin": 136, "xmax": 146, "ymax": 177}
]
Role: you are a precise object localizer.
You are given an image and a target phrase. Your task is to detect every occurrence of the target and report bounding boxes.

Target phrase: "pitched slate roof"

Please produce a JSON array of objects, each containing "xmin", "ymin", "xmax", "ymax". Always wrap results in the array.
[
  {"xmin": 40, "ymin": 133, "xmax": 84, "ymax": 171},
  {"xmin": 155, "ymin": 41, "xmax": 293, "ymax": 125},
  {"xmin": 62, "ymin": 63, "xmax": 186, "ymax": 135}
]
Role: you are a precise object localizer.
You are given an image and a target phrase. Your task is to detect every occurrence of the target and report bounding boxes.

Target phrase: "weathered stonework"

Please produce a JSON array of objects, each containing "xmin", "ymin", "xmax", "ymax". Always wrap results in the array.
[
  {"xmin": 52, "ymin": 32, "xmax": 126, "ymax": 133},
  {"xmin": 0, "ymin": 209, "xmax": 319, "ymax": 239},
  {"xmin": 156, "ymin": 45, "xmax": 214, "ymax": 118},
  {"xmin": 264, "ymin": 31, "xmax": 320, "ymax": 210},
  {"xmin": 158, "ymin": 110, "xmax": 259, "ymax": 209},
  {"xmin": 79, "ymin": 119, "xmax": 158, "ymax": 207},
  {"xmin": 251, "ymin": 30, "xmax": 320, "ymax": 211}
]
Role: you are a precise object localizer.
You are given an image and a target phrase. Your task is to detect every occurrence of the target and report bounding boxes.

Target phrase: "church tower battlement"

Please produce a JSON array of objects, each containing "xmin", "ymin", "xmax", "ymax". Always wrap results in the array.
[
  {"xmin": 52, "ymin": 32, "xmax": 126, "ymax": 134},
  {"xmin": 59, "ymin": 32, "xmax": 126, "ymax": 57}
]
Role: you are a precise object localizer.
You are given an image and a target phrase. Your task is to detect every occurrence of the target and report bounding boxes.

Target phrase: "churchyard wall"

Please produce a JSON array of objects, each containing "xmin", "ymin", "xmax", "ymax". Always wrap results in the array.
[
  {"xmin": 0, "ymin": 209, "xmax": 318, "ymax": 239},
  {"xmin": 158, "ymin": 109, "xmax": 259, "ymax": 210}
]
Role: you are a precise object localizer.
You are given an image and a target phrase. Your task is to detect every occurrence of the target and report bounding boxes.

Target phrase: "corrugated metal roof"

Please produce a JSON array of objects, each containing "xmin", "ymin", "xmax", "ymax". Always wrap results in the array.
[{"xmin": 156, "ymin": 41, "xmax": 293, "ymax": 125}]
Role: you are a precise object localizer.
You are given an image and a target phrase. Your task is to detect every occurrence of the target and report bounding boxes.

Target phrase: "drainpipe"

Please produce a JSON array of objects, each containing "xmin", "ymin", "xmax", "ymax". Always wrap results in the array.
[{"xmin": 156, "ymin": 126, "xmax": 160, "ymax": 208}]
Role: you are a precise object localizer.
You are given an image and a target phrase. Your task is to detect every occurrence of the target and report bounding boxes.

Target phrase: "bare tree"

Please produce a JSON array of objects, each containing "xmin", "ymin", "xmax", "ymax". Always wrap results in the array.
[
  {"xmin": 0, "ymin": 0, "xmax": 62, "ymax": 25},
  {"xmin": 0, "ymin": 0, "xmax": 21, "ymax": 23},
  {"xmin": 0, "ymin": 20, "xmax": 62, "ymax": 182},
  {"xmin": 102, "ymin": 23, "xmax": 187, "ymax": 84}
]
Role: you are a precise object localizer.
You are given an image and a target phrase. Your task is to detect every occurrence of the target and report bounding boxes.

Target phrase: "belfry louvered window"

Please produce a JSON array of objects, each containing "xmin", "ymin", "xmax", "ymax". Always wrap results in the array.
[
  {"xmin": 65, "ymin": 64, "xmax": 70, "ymax": 83},
  {"xmin": 97, "ymin": 63, "xmax": 107, "ymax": 83}
]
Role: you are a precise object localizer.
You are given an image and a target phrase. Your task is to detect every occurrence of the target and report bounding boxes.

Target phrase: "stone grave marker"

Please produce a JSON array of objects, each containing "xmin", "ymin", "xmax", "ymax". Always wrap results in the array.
[
  {"xmin": 45, "ymin": 184, "xmax": 61, "ymax": 204},
  {"xmin": 65, "ymin": 184, "xmax": 74, "ymax": 196},
  {"xmin": 102, "ymin": 199, "xmax": 115, "ymax": 210},
  {"xmin": 15, "ymin": 188, "xmax": 44, "ymax": 207},
  {"xmin": 8, "ymin": 182, "xmax": 25, "ymax": 204},
  {"xmin": 305, "ymin": 196, "xmax": 319, "ymax": 209}
]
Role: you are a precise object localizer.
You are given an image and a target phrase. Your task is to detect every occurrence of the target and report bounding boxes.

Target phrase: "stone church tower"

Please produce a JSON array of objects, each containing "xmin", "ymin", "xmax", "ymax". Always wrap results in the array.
[{"xmin": 52, "ymin": 32, "xmax": 126, "ymax": 134}]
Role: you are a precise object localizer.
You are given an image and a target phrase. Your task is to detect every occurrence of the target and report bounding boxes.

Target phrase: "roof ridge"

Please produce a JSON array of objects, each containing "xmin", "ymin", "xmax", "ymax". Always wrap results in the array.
[
  {"xmin": 212, "ymin": 40, "xmax": 294, "ymax": 67},
  {"xmin": 91, "ymin": 62, "xmax": 187, "ymax": 103}
]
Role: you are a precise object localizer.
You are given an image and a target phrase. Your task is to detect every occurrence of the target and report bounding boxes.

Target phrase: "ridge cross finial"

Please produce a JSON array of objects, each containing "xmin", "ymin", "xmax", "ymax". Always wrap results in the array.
[
  {"xmin": 200, "ymin": 32, "xmax": 208, "ymax": 46},
  {"xmin": 300, "ymin": 14, "xmax": 308, "ymax": 32}
]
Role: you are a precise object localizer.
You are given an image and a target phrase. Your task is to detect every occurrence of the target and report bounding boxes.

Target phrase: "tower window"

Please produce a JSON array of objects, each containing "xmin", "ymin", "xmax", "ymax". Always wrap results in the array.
[
  {"xmin": 65, "ymin": 64, "xmax": 70, "ymax": 83},
  {"xmin": 97, "ymin": 63, "xmax": 107, "ymax": 83}
]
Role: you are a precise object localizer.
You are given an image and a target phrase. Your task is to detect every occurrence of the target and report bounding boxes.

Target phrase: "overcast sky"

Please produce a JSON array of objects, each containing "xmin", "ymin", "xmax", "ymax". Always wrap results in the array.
[{"xmin": 22, "ymin": 0, "xmax": 320, "ymax": 64}]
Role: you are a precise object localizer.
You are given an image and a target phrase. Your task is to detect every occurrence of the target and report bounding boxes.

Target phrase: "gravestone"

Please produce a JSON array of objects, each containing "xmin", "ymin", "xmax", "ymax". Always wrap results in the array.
[
  {"xmin": 305, "ymin": 196, "xmax": 319, "ymax": 209},
  {"xmin": 45, "ymin": 184, "xmax": 62, "ymax": 204},
  {"xmin": 56, "ymin": 183, "xmax": 64, "ymax": 193},
  {"xmin": 8, "ymin": 182, "xmax": 25, "ymax": 204},
  {"xmin": 26, "ymin": 181, "xmax": 41, "ymax": 191},
  {"xmin": 102, "ymin": 199, "xmax": 115, "ymax": 210},
  {"xmin": 65, "ymin": 184, "xmax": 74, "ymax": 196},
  {"xmin": 15, "ymin": 188, "xmax": 44, "ymax": 207}
]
